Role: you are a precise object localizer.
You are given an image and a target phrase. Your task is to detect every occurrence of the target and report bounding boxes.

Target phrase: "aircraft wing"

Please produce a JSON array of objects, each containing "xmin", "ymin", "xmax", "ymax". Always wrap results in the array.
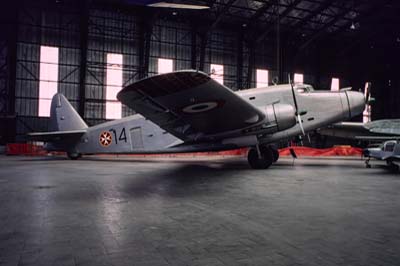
[
  {"xmin": 117, "ymin": 70, "xmax": 265, "ymax": 141},
  {"xmin": 27, "ymin": 129, "xmax": 86, "ymax": 142},
  {"xmin": 364, "ymin": 119, "xmax": 400, "ymax": 135},
  {"xmin": 355, "ymin": 136, "xmax": 400, "ymax": 141},
  {"xmin": 317, "ymin": 122, "xmax": 370, "ymax": 139},
  {"xmin": 319, "ymin": 121, "xmax": 400, "ymax": 140}
]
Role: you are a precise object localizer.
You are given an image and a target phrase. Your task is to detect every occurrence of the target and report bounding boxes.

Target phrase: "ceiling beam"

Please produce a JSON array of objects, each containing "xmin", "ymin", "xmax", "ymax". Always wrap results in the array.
[
  {"xmin": 255, "ymin": 0, "xmax": 302, "ymax": 43},
  {"xmin": 297, "ymin": 2, "xmax": 361, "ymax": 51},
  {"xmin": 247, "ymin": 0, "xmax": 278, "ymax": 27},
  {"xmin": 335, "ymin": 1, "xmax": 395, "ymax": 56},
  {"xmin": 209, "ymin": 0, "xmax": 238, "ymax": 30},
  {"xmin": 287, "ymin": 0, "xmax": 335, "ymax": 37},
  {"xmin": 330, "ymin": 0, "xmax": 392, "ymax": 38}
]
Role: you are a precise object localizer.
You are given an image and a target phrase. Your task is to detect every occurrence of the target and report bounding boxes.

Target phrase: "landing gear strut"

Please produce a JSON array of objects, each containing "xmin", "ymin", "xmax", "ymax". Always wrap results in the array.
[
  {"xmin": 365, "ymin": 157, "xmax": 371, "ymax": 168},
  {"xmin": 247, "ymin": 145, "xmax": 274, "ymax": 169}
]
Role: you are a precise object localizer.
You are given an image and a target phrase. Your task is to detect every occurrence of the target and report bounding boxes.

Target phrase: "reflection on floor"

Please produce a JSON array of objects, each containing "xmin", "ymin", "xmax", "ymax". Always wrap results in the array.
[{"xmin": 0, "ymin": 155, "xmax": 399, "ymax": 266}]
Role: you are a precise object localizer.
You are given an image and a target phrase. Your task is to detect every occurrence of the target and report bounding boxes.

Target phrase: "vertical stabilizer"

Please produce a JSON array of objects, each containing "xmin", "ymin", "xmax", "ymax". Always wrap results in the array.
[{"xmin": 49, "ymin": 93, "xmax": 88, "ymax": 132}]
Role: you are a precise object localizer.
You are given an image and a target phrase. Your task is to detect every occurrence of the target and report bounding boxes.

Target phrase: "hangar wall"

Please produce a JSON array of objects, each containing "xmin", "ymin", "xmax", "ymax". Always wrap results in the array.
[{"xmin": 2, "ymin": 1, "xmax": 351, "ymax": 142}]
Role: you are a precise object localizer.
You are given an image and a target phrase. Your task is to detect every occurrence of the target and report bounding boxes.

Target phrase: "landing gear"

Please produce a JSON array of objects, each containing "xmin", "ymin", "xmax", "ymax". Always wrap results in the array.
[
  {"xmin": 247, "ymin": 145, "xmax": 274, "ymax": 169},
  {"xmin": 365, "ymin": 157, "xmax": 371, "ymax": 168},
  {"xmin": 387, "ymin": 160, "xmax": 399, "ymax": 172},
  {"xmin": 270, "ymin": 146, "xmax": 279, "ymax": 163},
  {"xmin": 67, "ymin": 152, "xmax": 81, "ymax": 160}
]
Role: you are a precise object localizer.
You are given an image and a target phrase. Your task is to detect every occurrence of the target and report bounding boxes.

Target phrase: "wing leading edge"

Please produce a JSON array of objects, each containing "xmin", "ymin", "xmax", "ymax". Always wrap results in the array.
[{"xmin": 117, "ymin": 70, "xmax": 265, "ymax": 141}]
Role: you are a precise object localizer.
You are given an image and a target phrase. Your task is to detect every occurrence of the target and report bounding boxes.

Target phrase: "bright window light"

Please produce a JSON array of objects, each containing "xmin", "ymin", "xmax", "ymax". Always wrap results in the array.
[
  {"xmin": 210, "ymin": 64, "xmax": 224, "ymax": 85},
  {"xmin": 39, "ymin": 46, "xmax": 59, "ymax": 117},
  {"xmin": 331, "ymin": 78, "xmax": 340, "ymax": 91},
  {"xmin": 363, "ymin": 82, "xmax": 372, "ymax": 123},
  {"xmin": 294, "ymin": 73, "xmax": 303, "ymax": 84},
  {"xmin": 256, "ymin": 69, "xmax": 269, "ymax": 88},
  {"xmin": 158, "ymin": 58, "xmax": 173, "ymax": 74},
  {"xmin": 106, "ymin": 53, "xmax": 123, "ymax": 119},
  {"xmin": 363, "ymin": 105, "xmax": 371, "ymax": 123}
]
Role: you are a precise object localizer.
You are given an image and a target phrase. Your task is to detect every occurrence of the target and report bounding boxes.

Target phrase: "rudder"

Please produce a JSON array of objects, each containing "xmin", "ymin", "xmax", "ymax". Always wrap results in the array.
[{"xmin": 50, "ymin": 93, "xmax": 88, "ymax": 132}]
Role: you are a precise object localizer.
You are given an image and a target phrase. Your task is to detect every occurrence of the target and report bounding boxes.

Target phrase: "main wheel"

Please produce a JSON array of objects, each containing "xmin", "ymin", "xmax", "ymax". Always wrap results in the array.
[
  {"xmin": 270, "ymin": 146, "xmax": 279, "ymax": 163},
  {"xmin": 67, "ymin": 152, "xmax": 81, "ymax": 160},
  {"xmin": 247, "ymin": 146, "xmax": 274, "ymax": 169},
  {"xmin": 387, "ymin": 160, "xmax": 399, "ymax": 172}
]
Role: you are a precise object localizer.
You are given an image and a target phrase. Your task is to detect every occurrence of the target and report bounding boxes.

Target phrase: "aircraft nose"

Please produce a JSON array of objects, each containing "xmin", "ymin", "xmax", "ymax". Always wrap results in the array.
[{"xmin": 346, "ymin": 91, "xmax": 365, "ymax": 118}]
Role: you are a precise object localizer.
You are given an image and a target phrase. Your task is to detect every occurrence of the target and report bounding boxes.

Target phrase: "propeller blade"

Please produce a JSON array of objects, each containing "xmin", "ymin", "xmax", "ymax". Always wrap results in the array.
[
  {"xmin": 298, "ymin": 113, "xmax": 305, "ymax": 136},
  {"xmin": 289, "ymin": 74, "xmax": 306, "ymax": 136},
  {"xmin": 364, "ymin": 82, "xmax": 371, "ymax": 103},
  {"xmin": 289, "ymin": 75, "xmax": 299, "ymax": 112}
]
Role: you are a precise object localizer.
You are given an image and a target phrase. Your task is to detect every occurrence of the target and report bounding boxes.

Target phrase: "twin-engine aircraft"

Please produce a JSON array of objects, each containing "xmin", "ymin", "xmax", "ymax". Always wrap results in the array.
[{"xmin": 29, "ymin": 70, "xmax": 365, "ymax": 169}]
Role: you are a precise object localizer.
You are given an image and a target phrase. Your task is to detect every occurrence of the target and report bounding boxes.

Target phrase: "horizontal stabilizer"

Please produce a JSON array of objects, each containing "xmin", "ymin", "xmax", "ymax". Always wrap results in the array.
[{"xmin": 27, "ymin": 129, "xmax": 86, "ymax": 142}]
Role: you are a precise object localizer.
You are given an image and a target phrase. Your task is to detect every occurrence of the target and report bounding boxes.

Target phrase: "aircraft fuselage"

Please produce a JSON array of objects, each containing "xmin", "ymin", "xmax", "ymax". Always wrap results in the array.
[{"xmin": 46, "ymin": 84, "xmax": 364, "ymax": 155}]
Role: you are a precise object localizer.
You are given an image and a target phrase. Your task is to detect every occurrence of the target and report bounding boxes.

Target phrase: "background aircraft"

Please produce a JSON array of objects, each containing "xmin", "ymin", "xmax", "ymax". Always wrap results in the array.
[
  {"xmin": 364, "ymin": 140, "xmax": 400, "ymax": 171},
  {"xmin": 28, "ymin": 70, "xmax": 365, "ymax": 169},
  {"xmin": 346, "ymin": 119, "xmax": 400, "ymax": 170},
  {"xmin": 318, "ymin": 119, "xmax": 400, "ymax": 141}
]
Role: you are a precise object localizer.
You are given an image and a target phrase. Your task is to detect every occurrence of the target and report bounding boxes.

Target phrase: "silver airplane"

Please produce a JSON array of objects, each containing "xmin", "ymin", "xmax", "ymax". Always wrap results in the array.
[{"xmin": 28, "ymin": 70, "xmax": 365, "ymax": 169}]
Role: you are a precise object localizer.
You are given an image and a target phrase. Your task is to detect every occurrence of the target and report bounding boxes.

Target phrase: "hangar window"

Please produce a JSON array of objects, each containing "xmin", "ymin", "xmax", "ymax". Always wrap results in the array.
[
  {"xmin": 210, "ymin": 64, "xmax": 224, "ymax": 85},
  {"xmin": 106, "ymin": 53, "xmax": 123, "ymax": 120},
  {"xmin": 39, "ymin": 46, "xmax": 59, "ymax": 117},
  {"xmin": 363, "ymin": 82, "xmax": 372, "ymax": 123},
  {"xmin": 331, "ymin": 78, "xmax": 340, "ymax": 91},
  {"xmin": 158, "ymin": 58, "xmax": 173, "ymax": 74},
  {"xmin": 256, "ymin": 69, "xmax": 269, "ymax": 88},
  {"xmin": 294, "ymin": 73, "xmax": 303, "ymax": 84}
]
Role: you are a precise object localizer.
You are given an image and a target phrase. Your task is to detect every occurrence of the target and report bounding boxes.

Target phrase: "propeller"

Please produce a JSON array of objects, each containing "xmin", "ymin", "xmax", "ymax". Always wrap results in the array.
[
  {"xmin": 364, "ymin": 82, "xmax": 374, "ymax": 104},
  {"xmin": 288, "ymin": 74, "xmax": 306, "ymax": 136},
  {"xmin": 363, "ymin": 82, "xmax": 374, "ymax": 123}
]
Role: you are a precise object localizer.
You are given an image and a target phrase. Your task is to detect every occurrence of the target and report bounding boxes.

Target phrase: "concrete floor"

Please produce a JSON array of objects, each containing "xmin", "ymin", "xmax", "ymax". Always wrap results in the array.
[{"xmin": 0, "ymin": 155, "xmax": 400, "ymax": 266}]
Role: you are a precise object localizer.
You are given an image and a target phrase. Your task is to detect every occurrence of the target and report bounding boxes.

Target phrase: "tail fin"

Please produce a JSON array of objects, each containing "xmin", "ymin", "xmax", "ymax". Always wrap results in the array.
[{"xmin": 50, "ymin": 93, "xmax": 88, "ymax": 131}]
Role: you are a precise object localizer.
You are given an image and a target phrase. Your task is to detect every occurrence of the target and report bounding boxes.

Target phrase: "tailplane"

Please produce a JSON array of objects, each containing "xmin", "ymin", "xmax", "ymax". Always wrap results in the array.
[
  {"xmin": 50, "ymin": 93, "xmax": 87, "ymax": 131},
  {"xmin": 28, "ymin": 94, "xmax": 87, "ymax": 142}
]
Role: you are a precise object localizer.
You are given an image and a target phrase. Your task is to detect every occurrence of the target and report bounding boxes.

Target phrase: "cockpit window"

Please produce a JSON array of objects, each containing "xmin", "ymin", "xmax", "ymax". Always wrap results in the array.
[
  {"xmin": 384, "ymin": 141, "xmax": 396, "ymax": 152},
  {"xmin": 295, "ymin": 84, "xmax": 314, "ymax": 93}
]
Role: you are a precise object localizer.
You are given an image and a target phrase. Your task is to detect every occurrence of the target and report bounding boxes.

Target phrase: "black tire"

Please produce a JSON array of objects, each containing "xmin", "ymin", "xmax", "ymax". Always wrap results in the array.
[
  {"xmin": 67, "ymin": 152, "xmax": 81, "ymax": 160},
  {"xmin": 387, "ymin": 161, "xmax": 399, "ymax": 172},
  {"xmin": 247, "ymin": 146, "xmax": 274, "ymax": 169},
  {"xmin": 270, "ymin": 147, "xmax": 279, "ymax": 163}
]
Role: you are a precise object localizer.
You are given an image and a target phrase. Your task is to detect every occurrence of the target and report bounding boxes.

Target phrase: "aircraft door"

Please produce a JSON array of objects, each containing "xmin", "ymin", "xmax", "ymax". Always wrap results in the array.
[{"xmin": 130, "ymin": 127, "xmax": 144, "ymax": 150}]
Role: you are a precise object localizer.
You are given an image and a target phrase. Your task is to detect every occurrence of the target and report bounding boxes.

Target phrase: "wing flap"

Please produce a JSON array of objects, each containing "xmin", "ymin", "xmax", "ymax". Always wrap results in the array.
[{"xmin": 117, "ymin": 70, "xmax": 265, "ymax": 140}]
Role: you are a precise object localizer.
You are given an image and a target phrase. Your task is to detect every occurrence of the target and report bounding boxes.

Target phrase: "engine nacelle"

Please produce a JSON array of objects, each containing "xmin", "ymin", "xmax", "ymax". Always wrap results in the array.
[
  {"xmin": 265, "ymin": 103, "xmax": 296, "ymax": 132},
  {"xmin": 242, "ymin": 103, "xmax": 296, "ymax": 135}
]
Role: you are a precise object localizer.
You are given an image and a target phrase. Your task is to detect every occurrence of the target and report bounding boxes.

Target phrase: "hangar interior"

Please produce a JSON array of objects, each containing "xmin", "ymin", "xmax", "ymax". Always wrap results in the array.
[
  {"xmin": 1, "ymin": 1, "xmax": 400, "ymax": 266},
  {"xmin": 0, "ymin": 0, "xmax": 399, "ymax": 144}
]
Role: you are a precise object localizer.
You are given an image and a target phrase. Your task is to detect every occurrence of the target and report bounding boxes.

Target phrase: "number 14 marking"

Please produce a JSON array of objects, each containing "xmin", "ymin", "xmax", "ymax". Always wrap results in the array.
[{"xmin": 109, "ymin": 128, "xmax": 127, "ymax": 145}]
